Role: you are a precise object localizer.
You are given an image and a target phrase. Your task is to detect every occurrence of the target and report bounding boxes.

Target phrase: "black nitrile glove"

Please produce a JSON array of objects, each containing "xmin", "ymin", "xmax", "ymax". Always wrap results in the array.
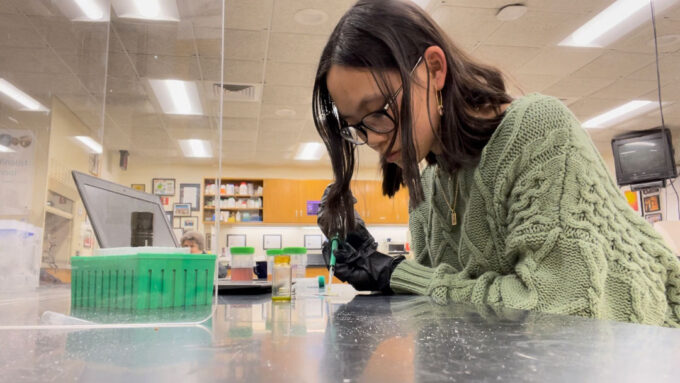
[
  {"xmin": 322, "ymin": 240, "xmax": 404, "ymax": 293},
  {"xmin": 317, "ymin": 183, "xmax": 404, "ymax": 292}
]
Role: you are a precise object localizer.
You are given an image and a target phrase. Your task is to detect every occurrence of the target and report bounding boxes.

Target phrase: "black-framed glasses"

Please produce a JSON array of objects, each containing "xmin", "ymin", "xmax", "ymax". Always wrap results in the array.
[{"xmin": 334, "ymin": 56, "xmax": 423, "ymax": 145}]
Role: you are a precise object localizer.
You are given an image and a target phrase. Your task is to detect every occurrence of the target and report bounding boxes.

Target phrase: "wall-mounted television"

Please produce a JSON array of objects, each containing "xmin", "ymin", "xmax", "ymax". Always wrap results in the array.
[{"xmin": 611, "ymin": 128, "xmax": 677, "ymax": 186}]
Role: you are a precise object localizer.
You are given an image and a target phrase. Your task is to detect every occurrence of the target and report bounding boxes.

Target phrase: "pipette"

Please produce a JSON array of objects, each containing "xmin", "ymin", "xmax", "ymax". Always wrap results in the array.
[{"xmin": 328, "ymin": 235, "xmax": 339, "ymax": 292}]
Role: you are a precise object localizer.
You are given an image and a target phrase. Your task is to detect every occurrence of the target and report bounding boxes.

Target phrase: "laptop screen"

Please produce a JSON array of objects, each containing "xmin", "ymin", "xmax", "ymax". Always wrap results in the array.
[{"xmin": 72, "ymin": 171, "xmax": 178, "ymax": 248}]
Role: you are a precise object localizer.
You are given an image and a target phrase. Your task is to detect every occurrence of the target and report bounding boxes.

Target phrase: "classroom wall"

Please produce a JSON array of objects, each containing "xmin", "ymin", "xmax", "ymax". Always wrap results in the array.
[
  {"xmin": 44, "ymin": 98, "xmax": 104, "ymax": 264},
  {"xmin": 109, "ymin": 157, "xmax": 404, "ymax": 252}
]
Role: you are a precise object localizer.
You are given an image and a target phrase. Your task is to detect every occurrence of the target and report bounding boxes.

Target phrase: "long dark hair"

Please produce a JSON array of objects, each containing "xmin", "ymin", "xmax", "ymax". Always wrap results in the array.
[{"xmin": 312, "ymin": 0, "xmax": 512, "ymax": 238}]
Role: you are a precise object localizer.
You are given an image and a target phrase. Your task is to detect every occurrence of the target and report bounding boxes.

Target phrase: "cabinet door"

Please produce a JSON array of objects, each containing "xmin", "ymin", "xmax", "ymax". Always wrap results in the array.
[
  {"xmin": 298, "ymin": 180, "xmax": 331, "ymax": 224},
  {"xmin": 392, "ymin": 186, "xmax": 410, "ymax": 224},
  {"xmin": 364, "ymin": 180, "xmax": 394, "ymax": 224},
  {"xmin": 263, "ymin": 179, "xmax": 300, "ymax": 223},
  {"xmin": 350, "ymin": 180, "xmax": 369, "ymax": 220}
]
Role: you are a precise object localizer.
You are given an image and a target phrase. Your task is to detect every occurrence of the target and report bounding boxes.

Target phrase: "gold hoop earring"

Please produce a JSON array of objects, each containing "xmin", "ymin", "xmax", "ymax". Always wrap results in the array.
[{"xmin": 436, "ymin": 89, "xmax": 444, "ymax": 116}]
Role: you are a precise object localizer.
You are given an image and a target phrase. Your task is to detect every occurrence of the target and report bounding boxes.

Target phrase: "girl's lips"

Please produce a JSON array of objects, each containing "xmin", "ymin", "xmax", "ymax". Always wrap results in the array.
[{"xmin": 387, "ymin": 150, "xmax": 401, "ymax": 162}]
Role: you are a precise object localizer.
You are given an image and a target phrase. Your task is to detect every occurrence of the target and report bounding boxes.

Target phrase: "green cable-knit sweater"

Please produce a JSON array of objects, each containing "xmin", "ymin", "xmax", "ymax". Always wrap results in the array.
[{"xmin": 390, "ymin": 93, "xmax": 680, "ymax": 327}]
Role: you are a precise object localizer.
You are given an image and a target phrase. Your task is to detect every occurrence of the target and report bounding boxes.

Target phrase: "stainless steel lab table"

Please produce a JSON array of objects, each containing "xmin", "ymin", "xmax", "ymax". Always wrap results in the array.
[{"xmin": 1, "ymin": 285, "xmax": 679, "ymax": 382}]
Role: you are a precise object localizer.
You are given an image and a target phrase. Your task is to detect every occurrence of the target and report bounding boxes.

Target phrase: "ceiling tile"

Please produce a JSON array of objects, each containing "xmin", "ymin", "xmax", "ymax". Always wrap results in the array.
[
  {"xmin": 589, "ymin": 79, "xmax": 660, "ymax": 100},
  {"xmin": 0, "ymin": 14, "xmax": 45, "ymax": 49},
  {"xmin": 570, "ymin": 51, "xmax": 655, "ymax": 79},
  {"xmin": 627, "ymin": 54, "xmax": 680, "ymax": 83},
  {"xmin": 260, "ymin": 104, "xmax": 311, "ymax": 119},
  {"xmin": 265, "ymin": 61, "xmax": 316, "ymax": 87},
  {"xmin": 516, "ymin": 47, "xmax": 602, "ymax": 76},
  {"xmin": 485, "ymin": 11, "xmax": 587, "ymax": 48},
  {"xmin": 640, "ymin": 80, "xmax": 680, "ymax": 103},
  {"xmin": 472, "ymin": 45, "xmax": 541, "ymax": 73},
  {"xmin": 267, "ymin": 33, "xmax": 327, "ymax": 64},
  {"xmin": 201, "ymin": 58, "xmax": 264, "ymax": 83},
  {"xmin": 113, "ymin": 22, "xmax": 194, "ymax": 57},
  {"xmin": 222, "ymin": 118, "xmax": 258, "ymax": 131},
  {"xmin": 568, "ymin": 97, "xmax": 627, "ymax": 122},
  {"xmin": 431, "ymin": 6, "xmax": 503, "ymax": 45},
  {"xmin": 507, "ymin": 73, "xmax": 561, "ymax": 93},
  {"xmin": 543, "ymin": 77, "xmax": 614, "ymax": 98},
  {"xmin": 223, "ymin": 129, "xmax": 258, "ymax": 141},
  {"xmin": 262, "ymin": 85, "xmax": 313, "ymax": 105},
  {"xmin": 260, "ymin": 118, "xmax": 305, "ymax": 133},
  {"xmin": 224, "ymin": 0, "xmax": 272, "ymax": 31},
  {"xmin": 610, "ymin": 18, "xmax": 680, "ymax": 54},
  {"xmin": 271, "ymin": 0, "xmax": 353, "ymax": 36}
]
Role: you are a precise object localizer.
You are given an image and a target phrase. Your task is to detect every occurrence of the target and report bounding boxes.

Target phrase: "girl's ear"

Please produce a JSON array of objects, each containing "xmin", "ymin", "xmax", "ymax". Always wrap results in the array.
[{"xmin": 423, "ymin": 45, "xmax": 447, "ymax": 91}]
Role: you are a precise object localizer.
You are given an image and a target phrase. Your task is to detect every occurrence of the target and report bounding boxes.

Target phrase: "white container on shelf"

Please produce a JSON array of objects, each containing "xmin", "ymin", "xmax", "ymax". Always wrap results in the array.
[
  {"xmin": 256, "ymin": 186, "xmax": 263, "ymax": 196},
  {"xmin": 0, "ymin": 220, "xmax": 42, "ymax": 291},
  {"xmin": 226, "ymin": 197, "xmax": 236, "ymax": 208},
  {"xmin": 236, "ymin": 211, "xmax": 242, "ymax": 222},
  {"xmin": 247, "ymin": 183, "xmax": 254, "ymax": 195},
  {"xmin": 226, "ymin": 183, "xmax": 235, "ymax": 195}
]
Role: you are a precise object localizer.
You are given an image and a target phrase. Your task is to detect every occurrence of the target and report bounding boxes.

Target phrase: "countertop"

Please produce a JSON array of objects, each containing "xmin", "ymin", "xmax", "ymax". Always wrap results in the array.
[{"xmin": 1, "ymin": 285, "xmax": 679, "ymax": 382}]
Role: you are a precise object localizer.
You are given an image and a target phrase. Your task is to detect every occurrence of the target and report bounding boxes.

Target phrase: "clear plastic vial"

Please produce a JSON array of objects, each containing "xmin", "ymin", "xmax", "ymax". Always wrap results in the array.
[{"xmin": 272, "ymin": 254, "xmax": 292, "ymax": 301}]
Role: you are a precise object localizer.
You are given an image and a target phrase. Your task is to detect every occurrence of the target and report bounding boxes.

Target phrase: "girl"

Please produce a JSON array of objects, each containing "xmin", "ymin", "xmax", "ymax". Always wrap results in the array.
[{"xmin": 313, "ymin": 0, "xmax": 680, "ymax": 327}]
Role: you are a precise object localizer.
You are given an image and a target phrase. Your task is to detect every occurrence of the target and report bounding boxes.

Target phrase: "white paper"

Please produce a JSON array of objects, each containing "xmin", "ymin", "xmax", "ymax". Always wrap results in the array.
[
  {"xmin": 263, "ymin": 234, "xmax": 281, "ymax": 249},
  {"xmin": 181, "ymin": 186, "xmax": 198, "ymax": 209}
]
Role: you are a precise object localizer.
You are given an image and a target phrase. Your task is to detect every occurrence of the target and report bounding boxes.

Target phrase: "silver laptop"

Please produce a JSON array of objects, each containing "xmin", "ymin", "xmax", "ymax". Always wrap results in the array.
[{"xmin": 72, "ymin": 171, "xmax": 178, "ymax": 248}]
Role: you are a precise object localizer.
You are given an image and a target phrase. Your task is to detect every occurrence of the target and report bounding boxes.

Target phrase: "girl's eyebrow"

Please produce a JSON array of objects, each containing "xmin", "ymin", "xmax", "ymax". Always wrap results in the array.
[{"xmin": 336, "ymin": 93, "xmax": 383, "ymax": 120}]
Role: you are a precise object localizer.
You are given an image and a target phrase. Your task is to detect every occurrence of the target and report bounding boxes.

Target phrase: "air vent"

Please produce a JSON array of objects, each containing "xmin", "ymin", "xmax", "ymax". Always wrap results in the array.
[{"xmin": 213, "ymin": 83, "xmax": 262, "ymax": 102}]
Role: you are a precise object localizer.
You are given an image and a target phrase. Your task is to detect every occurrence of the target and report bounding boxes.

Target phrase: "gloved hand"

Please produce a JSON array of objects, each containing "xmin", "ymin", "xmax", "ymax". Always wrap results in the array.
[
  {"xmin": 317, "ymin": 183, "xmax": 404, "ymax": 292},
  {"xmin": 322, "ymin": 239, "xmax": 404, "ymax": 293}
]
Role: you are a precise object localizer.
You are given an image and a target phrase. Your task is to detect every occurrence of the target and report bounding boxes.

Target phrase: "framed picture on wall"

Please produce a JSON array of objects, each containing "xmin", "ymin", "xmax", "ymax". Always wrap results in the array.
[
  {"xmin": 263, "ymin": 234, "xmax": 282, "ymax": 250},
  {"xmin": 304, "ymin": 234, "xmax": 323, "ymax": 250},
  {"xmin": 646, "ymin": 213, "xmax": 662, "ymax": 224},
  {"xmin": 131, "ymin": 184, "xmax": 146, "ymax": 192},
  {"xmin": 180, "ymin": 216, "xmax": 198, "ymax": 231},
  {"xmin": 173, "ymin": 203, "xmax": 191, "ymax": 217},
  {"xmin": 624, "ymin": 190, "xmax": 642, "ymax": 216},
  {"xmin": 180, "ymin": 183, "xmax": 201, "ymax": 211},
  {"xmin": 152, "ymin": 178, "xmax": 176, "ymax": 196},
  {"xmin": 643, "ymin": 195, "xmax": 660, "ymax": 213},
  {"xmin": 227, "ymin": 234, "xmax": 246, "ymax": 248}
]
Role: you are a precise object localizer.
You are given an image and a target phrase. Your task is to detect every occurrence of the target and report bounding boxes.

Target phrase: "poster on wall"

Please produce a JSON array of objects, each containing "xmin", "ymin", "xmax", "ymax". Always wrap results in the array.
[
  {"xmin": 624, "ymin": 190, "xmax": 641, "ymax": 215},
  {"xmin": 0, "ymin": 129, "xmax": 35, "ymax": 216},
  {"xmin": 643, "ymin": 195, "xmax": 660, "ymax": 213},
  {"xmin": 180, "ymin": 183, "xmax": 201, "ymax": 211},
  {"xmin": 152, "ymin": 178, "xmax": 175, "ymax": 196}
]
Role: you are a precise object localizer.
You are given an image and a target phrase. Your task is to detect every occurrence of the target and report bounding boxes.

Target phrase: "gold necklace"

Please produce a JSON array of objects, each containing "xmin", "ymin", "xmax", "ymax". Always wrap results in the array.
[{"xmin": 436, "ymin": 165, "xmax": 459, "ymax": 226}]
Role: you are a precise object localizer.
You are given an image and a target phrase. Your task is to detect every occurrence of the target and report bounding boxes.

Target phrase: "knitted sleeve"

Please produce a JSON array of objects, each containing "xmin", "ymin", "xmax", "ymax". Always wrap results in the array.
[{"xmin": 391, "ymin": 96, "xmax": 680, "ymax": 325}]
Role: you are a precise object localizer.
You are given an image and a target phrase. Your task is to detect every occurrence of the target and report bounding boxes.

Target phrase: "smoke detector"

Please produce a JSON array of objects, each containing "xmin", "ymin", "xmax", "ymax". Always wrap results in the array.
[
  {"xmin": 294, "ymin": 9, "xmax": 328, "ymax": 26},
  {"xmin": 496, "ymin": 3, "xmax": 528, "ymax": 21}
]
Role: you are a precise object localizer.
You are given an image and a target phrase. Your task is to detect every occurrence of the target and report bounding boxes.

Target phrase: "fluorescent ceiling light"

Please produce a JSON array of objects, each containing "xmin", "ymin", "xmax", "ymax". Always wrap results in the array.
[
  {"xmin": 178, "ymin": 139, "xmax": 213, "ymax": 158},
  {"xmin": 75, "ymin": 136, "xmax": 103, "ymax": 154},
  {"xmin": 74, "ymin": 0, "xmax": 105, "ymax": 20},
  {"xmin": 582, "ymin": 100, "xmax": 656, "ymax": 129},
  {"xmin": 0, "ymin": 144, "xmax": 14, "ymax": 153},
  {"xmin": 148, "ymin": 79, "xmax": 203, "ymax": 116},
  {"xmin": 0, "ymin": 79, "xmax": 49, "ymax": 112},
  {"xmin": 560, "ymin": 0, "xmax": 679, "ymax": 47},
  {"xmin": 295, "ymin": 142, "xmax": 325, "ymax": 161},
  {"xmin": 112, "ymin": 0, "xmax": 180, "ymax": 21}
]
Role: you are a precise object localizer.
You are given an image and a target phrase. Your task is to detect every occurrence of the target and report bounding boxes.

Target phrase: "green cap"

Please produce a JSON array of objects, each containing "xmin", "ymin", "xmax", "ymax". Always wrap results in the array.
[
  {"xmin": 229, "ymin": 246, "xmax": 254, "ymax": 255},
  {"xmin": 266, "ymin": 249, "xmax": 284, "ymax": 256},
  {"xmin": 282, "ymin": 247, "xmax": 307, "ymax": 254}
]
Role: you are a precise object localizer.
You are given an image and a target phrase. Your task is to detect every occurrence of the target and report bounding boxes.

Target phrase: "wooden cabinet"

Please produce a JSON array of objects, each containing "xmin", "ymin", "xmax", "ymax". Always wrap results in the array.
[
  {"xmin": 298, "ymin": 179, "xmax": 331, "ymax": 223},
  {"xmin": 350, "ymin": 180, "xmax": 409, "ymax": 224},
  {"xmin": 263, "ymin": 179, "xmax": 299, "ymax": 223},
  {"xmin": 199, "ymin": 178, "xmax": 409, "ymax": 225},
  {"xmin": 263, "ymin": 179, "xmax": 330, "ymax": 223}
]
